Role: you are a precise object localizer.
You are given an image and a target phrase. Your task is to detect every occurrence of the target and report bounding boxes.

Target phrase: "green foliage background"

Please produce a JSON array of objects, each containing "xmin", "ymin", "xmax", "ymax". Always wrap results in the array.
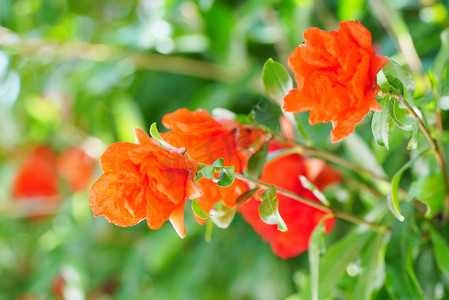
[{"xmin": 1, "ymin": 0, "xmax": 449, "ymax": 299}]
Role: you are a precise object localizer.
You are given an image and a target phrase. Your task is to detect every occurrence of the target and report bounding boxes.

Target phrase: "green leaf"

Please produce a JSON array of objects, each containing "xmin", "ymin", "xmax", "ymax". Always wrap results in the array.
[
  {"xmin": 217, "ymin": 166, "xmax": 235, "ymax": 187},
  {"xmin": 235, "ymin": 188, "xmax": 260, "ymax": 205},
  {"xmin": 246, "ymin": 141, "xmax": 269, "ymax": 179},
  {"xmin": 382, "ymin": 59, "xmax": 416, "ymax": 99},
  {"xmin": 372, "ymin": 94, "xmax": 391, "ymax": 149},
  {"xmin": 429, "ymin": 226, "xmax": 449, "ymax": 274},
  {"xmin": 212, "ymin": 157, "xmax": 224, "ymax": 168},
  {"xmin": 390, "ymin": 97, "xmax": 417, "ymax": 132},
  {"xmin": 409, "ymin": 172, "xmax": 445, "ymax": 218},
  {"xmin": 201, "ymin": 165, "xmax": 216, "ymax": 182},
  {"xmin": 149, "ymin": 122, "xmax": 177, "ymax": 150},
  {"xmin": 388, "ymin": 149, "xmax": 432, "ymax": 221},
  {"xmin": 407, "ymin": 125, "xmax": 419, "ymax": 150},
  {"xmin": 385, "ymin": 203, "xmax": 424, "ymax": 299},
  {"xmin": 191, "ymin": 199, "xmax": 210, "ymax": 219},
  {"xmin": 259, "ymin": 186, "xmax": 287, "ymax": 232},
  {"xmin": 352, "ymin": 233, "xmax": 385, "ymax": 300},
  {"xmin": 302, "ymin": 230, "xmax": 374, "ymax": 299},
  {"xmin": 432, "ymin": 28, "xmax": 449, "ymax": 87},
  {"xmin": 299, "ymin": 176, "xmax": 329, "ymax": 206},
  {"xmin": 308, "ymin": 219, "xmax": 327, "ymax": 300},
  {"xmin": 209, "ymin": 203, "xmax": 236, "ymax": 229},
  {"xmin": 262, "ymin": 58, "xmax": 293, "ymax": 103}
]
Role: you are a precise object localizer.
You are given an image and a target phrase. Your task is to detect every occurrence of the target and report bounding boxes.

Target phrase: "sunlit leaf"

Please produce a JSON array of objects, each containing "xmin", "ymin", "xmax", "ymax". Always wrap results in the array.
[
  {"xmin": 217, "ymin": 166, "xmax": 235, "ymax": 187},
  {"xmin": 409, "ymin": 172, "xmax": 445, "ymax": 218},
  {"xmin": 308, "ymin": 219, "xmax": 327, "ymax": 300},
  {"xmin": 388, "ymin": 149, "xmax": 432, "ymax": 221},
  {"xmin": 372, "ymin": 94, "xmax": 391, "ymax": 149},
  {"xmin": 191, "ymin": 199, "xmax": 210, "ymax": 219},
  {"xmin": 389, "ymin": 97, "xmax": 417, "ymax": 132},
  {"xmin": 259, "ymin": 186, "xmax": 287, "ymax": 232},
  {"xmin": 262, "ymin": 58, "xmax": 293, "ymax": 103},
  {"xmin": 149, "ymin": 122, "xmax": 177, "ymax": 150},
  {"xmin": 210, "ymin": 203, "xmax": 236, "ymax": 229},
  {"xmin": 382, "ymin": 59, "xmax": 416, "ymax": 99},
  {"xmin": 299, "ymin": 176, "xmax": 329, "ymax": 206}
]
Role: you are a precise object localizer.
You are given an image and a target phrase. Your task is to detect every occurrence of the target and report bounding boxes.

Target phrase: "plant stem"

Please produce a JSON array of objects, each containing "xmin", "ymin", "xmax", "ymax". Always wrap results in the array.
[
  {"xmin": 0, "ymin": 26, "xmax": 239, "ymax": 82},
  {"xmin": 235, "ymin": 173, "xmax": 390, "ymax": 233},
  {"xmin": 395, "ymin": 95, "xmax": 449, "ymax": 217}
]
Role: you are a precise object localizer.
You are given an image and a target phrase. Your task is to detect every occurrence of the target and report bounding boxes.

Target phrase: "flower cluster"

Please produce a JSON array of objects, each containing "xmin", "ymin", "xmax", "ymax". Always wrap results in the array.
[{"xmin": 88, "ymin": 20, "xmax": 387, "ymax": 258}]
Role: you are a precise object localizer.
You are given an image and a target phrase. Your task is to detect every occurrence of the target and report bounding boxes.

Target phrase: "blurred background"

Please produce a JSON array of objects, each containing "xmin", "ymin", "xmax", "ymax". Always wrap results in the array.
[{"xmin": 0, "ymin": 0, "xmax": 448, "ymax": 299}]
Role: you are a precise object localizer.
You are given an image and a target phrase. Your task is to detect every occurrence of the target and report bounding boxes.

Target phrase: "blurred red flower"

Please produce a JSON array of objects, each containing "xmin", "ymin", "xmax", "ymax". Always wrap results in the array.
[
  {"xmin": 283, "ymin": 20, "xmax": 388, "ymax": 142},
  {"xmin": 58, "ymin": 146, "xmax": 95, "ymax": 192},
  {"xmin": 239, "ymin": 143, "xmax": 341, "ymax": 258},
  {"xmin": 88, "ymin": 128, "xmax": 202, "ymax": 238},
  {"xmin": 162, "ymin": 108, "xmax": 266, "ymax": 222},
  {"xmin": 12, "ymin": 146, "xmax": 60, "ymax": 217}
]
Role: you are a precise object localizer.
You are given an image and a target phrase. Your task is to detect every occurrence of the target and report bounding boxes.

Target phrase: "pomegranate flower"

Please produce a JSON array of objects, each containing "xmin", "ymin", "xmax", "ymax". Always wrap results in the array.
[
  {"xmin": 283, "ymin": 20, "xmax": 388, "ymax": 142},
  {"xmin": 88, "ymin": 128, "xmax": 202, "ymax": 238}
]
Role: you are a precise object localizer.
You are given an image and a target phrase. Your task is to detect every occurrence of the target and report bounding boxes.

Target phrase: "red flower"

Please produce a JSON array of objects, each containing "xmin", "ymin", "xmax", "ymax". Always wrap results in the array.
[
  {"xmin": 239, "ymin": 143, "xmax": 341, "ymax": 258},
  {"xmin": 58, "ymin": 146, "xmax": 95, "ymax": 192},
  {"xmin": 12, "ymin": 146, "xmax": 60, "ymax": 217},
  {"xmin": 88, "ymin": 128, "xmax": 202, "ymax": 238},
  {"xmin": 283, "ymin": 20, "xmax": 388, "ymax": 142},
  {"xmin": 162, "ymin": 108, "xmax": 267, "ymax": 221}
]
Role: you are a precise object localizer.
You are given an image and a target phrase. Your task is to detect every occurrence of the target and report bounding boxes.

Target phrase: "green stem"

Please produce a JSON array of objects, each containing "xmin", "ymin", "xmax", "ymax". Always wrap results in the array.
[
  {"xmin": 235, "ymin": 173, "xmax": 390, "ymax": 233},
  {"xmin": 395, "ymin": 95, "xmax": 449, "ymax": 218}
]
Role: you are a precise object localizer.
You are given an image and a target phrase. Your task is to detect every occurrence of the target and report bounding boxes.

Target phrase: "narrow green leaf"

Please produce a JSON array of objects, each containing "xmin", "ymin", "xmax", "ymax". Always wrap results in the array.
[
  {"xmin": 372, "ymin": 95, "xmax": 391, "ymax": 149},
  {"xmin": 432, "ymin": 28, "xmax": 449, "ymax": 87},
  {"xmin": 390, "ymin": 98, "xmax": 416, "ymax": 131},
  {"xmin": 191, "ymin": 198, "xmax": 210, "ymax": 219},
  {"xmin": 210, "ymin": 203, "xmax": 236, "ymax": 229},
  {"xmin": 382, "ymin": 59, "xmax": 416, "ymax": 99},
  {"xmin": 262, "ymin": 58, "xmax": 293, "ymax": 103},
  {"xmin": 246, "ymin": 141, "xmax": 269, "ymax": 179},
  {"xmin": 299, "ymin": 176, "xmax": 329, "ymax": 206},
  {"xmin": 409, "ymin": 172, "xmax": 445, "ymax": 218},
  {"xmin": 429, "ymin": 226, "xmax": 449, "ymax": 274},
  {"xmin": 235, "ymin": 188, "xmax": 260, "ymax": 205},
  {"xmin": 388, "ymin": 149, "xmax": 432, "ymax": 221},
  {"xmin": 407, "ymin": 125, "xmax": 419, "ymax": 150},
  {"xmin": 309, "ymin": 219, "xmax": 327, "ymax": 300},
  {"xmin": 385, "ymin": 203, "xmax": 424, "ymax": 299},
  {"xmin": 259, "ymin": 186, "xmax": 287, "ymax": 232},
  {"xmin": 302, "ymin": 230, "xmax": 374, "ymax": 299},
  {"xmin": 352, "ymin": 233, "xmax": 385, "ymax": 300},
  {"xmin": 149, "ymin": 122, "xmax": 176, "ymax": 150},
  {"xmin": 217, "ymin": 166, "xmax": 235, "ymax": 187}
]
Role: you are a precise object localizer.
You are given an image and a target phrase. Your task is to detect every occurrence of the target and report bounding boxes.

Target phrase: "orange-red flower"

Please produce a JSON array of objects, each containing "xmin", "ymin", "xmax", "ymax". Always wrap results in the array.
[
  {"xmin": 239, "ymin": 142, "xmax": 341, "ymax": 258},
  {"xmin": 58, "ymin": 146, "xmax": 95, "ymax": 192},
  {"xmin": 12, "ymin": 146, "xmax": 60, "ymax": 217},
  {"xmin": 283, "ymin": 20, "xmax": 388, "ymax": 142},
  {"xmin": 162, "ymin": 108, "xmax": 266, "ymax": 220},
  {"xmin": 88, "ymin": 128, "xmax": 202, "ymax": 238}
]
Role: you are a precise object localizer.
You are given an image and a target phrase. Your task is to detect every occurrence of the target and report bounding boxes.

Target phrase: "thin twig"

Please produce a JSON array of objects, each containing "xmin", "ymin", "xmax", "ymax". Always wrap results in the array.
[
  {"xmin": 235, "ymin": 173, "xmax": 390, "ymax": 233},
  {"xmin": 0, "ymin": 26, "xmax": 240, "ymax": 82},
  {"xmin": 395, "ymin": 95, "xmax": 449, "ymax": 217}
]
